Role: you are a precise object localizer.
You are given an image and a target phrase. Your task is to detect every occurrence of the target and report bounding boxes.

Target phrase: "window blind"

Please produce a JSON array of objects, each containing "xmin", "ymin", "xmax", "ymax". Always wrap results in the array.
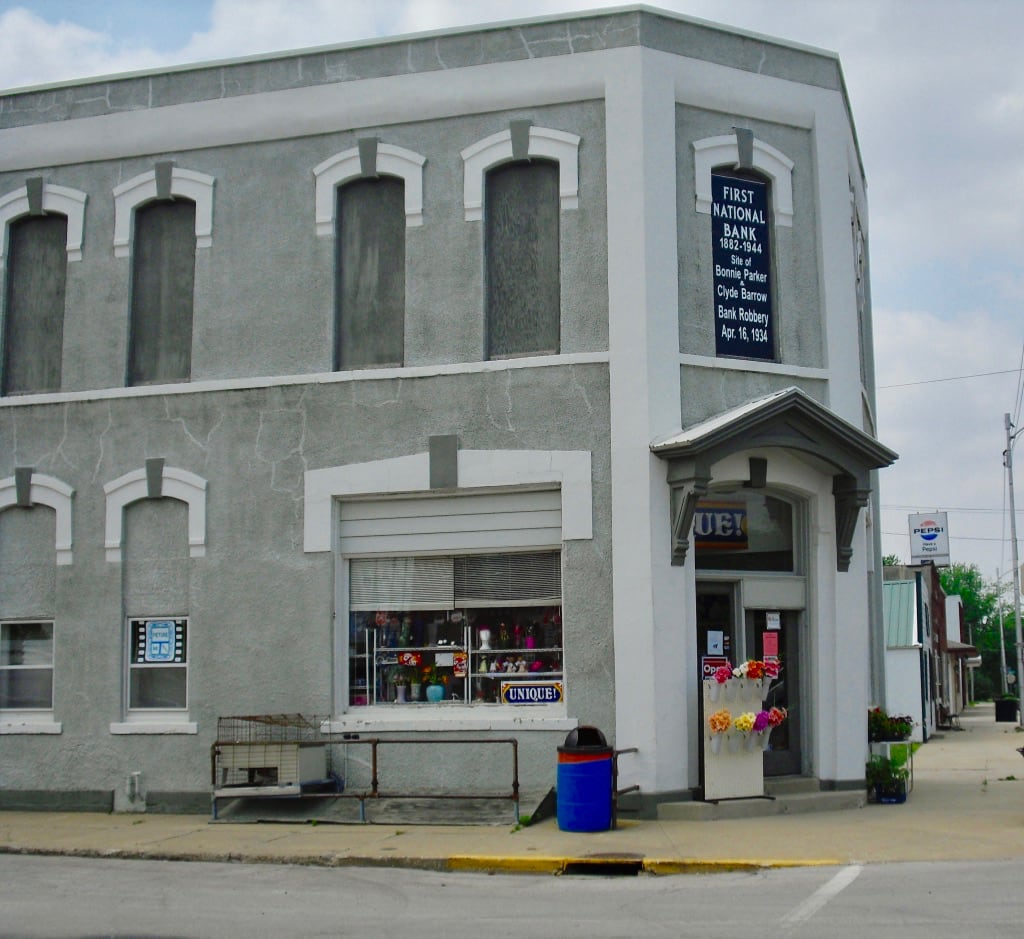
[{"xmin": 349, "ymin": 556, "xmax": 454, "ymax": 611}]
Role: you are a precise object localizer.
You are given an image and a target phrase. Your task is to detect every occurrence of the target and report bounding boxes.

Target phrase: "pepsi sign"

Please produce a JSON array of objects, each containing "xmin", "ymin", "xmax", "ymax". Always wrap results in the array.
[{"xmin": 908, "ymin": 512, "xmax": 950, "ymax": 565}]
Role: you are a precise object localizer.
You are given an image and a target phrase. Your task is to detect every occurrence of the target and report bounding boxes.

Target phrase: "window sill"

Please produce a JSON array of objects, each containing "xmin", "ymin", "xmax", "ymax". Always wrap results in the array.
[
  {"xmin": 0, "ymin": 717, "xmax": 62, "ymax": 734},
  {"xmin": 327, "ymin": 705, "xmax": 576, "ymax": 733},
  {"xmin": 109, "ymin": 721, "xmax": 198, "ymax": 735}
]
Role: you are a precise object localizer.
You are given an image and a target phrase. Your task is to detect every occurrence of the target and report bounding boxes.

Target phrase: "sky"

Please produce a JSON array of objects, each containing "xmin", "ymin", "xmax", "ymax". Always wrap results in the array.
[{"xmin": 2, "ymin": 0, "xmax": 1023, "ymax": 587}]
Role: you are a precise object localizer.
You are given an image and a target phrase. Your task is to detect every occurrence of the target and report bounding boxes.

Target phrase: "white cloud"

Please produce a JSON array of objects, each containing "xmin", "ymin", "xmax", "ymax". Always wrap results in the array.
[{"xmin": 0, "ymin": 8, "xmax": 118, "ymax": 88}]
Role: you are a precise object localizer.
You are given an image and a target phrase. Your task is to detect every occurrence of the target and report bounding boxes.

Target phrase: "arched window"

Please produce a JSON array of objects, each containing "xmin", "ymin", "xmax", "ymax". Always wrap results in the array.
[
  {"xmin": 485, "ymin": 160, "xmax": 560, "ymax": 359},
  {"xmin": 127, "ymin": 199, "xmax": 197, "ymax": 385},
  {"xmin": 3, "ymin": 215, "xmax": 68, "ymax": 394},
  {"xmin": 462, "ymin": 124, "xmax": 579, "ymax": 361},
  {"xmin": 313, "ymin": 142, "xmax": 425, "ymax": 370},
  {"xmin": 1, "ymin": 180, "xmax": 85, "ymax": 396},
  {"xmin": 335, "ymin": 177, "xmax": 406, "ymax": 368}
]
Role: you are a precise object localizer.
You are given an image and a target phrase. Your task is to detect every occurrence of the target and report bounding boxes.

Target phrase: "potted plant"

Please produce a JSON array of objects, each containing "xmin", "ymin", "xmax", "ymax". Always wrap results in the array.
[
  {"xmin": 391, "ymin": 667, "xmax": 410, "ymax": 703},
  {"xmin": 422, "ymin": 665, "xmax": 446, "ymax": 702},
  {"xmin": 868, "ymin": 707, "xmax": 913, "ymax": 742},
  {"xmin": 866, "ymin": 754, "xmax": 908, "ymax": 804}
]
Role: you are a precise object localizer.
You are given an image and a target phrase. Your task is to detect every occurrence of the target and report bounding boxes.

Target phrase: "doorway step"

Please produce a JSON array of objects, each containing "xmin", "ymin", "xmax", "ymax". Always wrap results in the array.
[{"xmin": 655, "ymin": 777, "xmax": 865, "ymax": 821}]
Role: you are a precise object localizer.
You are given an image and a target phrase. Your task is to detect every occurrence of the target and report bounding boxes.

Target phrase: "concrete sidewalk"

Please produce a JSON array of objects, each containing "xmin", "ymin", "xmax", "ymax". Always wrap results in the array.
[{"xmin": 1, "ymin": 703, "xmax": 1022, "ymax": 875}]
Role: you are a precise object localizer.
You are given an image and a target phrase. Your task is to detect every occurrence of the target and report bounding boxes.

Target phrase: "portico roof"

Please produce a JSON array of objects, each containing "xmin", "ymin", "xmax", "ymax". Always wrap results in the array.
[{"xmin": 651, "ymin": 387, "xmax": 898, "ymax": 570}]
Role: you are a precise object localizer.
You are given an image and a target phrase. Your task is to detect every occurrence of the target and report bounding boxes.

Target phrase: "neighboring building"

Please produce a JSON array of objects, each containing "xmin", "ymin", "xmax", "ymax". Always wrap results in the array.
[
  {"xmin": 0, "ymin": 6, "xmax": 895, "ymax": 814},
  {"xmin": 943, "ymin": 593, "xmax": 980, "ymax": 717},
  {"xmin": 882, "ymin": 564, "xmax": 975, "ymax": 741}
]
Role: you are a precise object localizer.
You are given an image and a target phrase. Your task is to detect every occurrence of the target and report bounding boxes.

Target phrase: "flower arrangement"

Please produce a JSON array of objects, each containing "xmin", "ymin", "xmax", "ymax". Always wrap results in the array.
[
  {"xmin": 711, "ymin": 659, "xmax": 782, "ymax": 682},
  {"xmin": 733, "ymin": 658, "xmax": 781, "ymax": 680},
  {"xmin": 708, "ymin": 709, "xmax": 732, "ymax": 734},
  {"xmin": 868, "ymin": 707, "xmax": 913, "ymax": 742},
  {"xmin": 712, "ymin": 665, "xmax": 734, "ymax": 684},
  {"xmin": 421, "ymin": 664, "xmax": 447, "ymax": 686},
  {"xmin": 767, "ymin": 706, "xmax": 787, "ymax": 728},
  {"xmin": 733, "ymin": 712, "xmax": 756, "ymax": 733}
]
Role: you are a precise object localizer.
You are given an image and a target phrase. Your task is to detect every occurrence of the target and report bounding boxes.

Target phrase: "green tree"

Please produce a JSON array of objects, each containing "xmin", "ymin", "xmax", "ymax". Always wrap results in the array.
[
  {"xmin": 882, "ymin": 554, "xmax": 902, "ymax": 567},
  {"xmin": 939, "ymin": 563, "xmax": 997, "ymax": 633}
]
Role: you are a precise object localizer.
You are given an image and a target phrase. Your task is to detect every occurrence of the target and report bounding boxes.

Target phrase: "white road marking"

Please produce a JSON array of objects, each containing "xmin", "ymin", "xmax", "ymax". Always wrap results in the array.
[{"xmin": 780, "ymin": 864, "xmax": 863, "ymax": 928}]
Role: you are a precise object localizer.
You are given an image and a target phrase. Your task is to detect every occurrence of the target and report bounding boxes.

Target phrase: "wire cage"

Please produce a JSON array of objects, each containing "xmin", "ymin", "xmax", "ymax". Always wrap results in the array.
[{"xmin": 212, "ymin": 714, "xmax": 336, "ymax": 791}]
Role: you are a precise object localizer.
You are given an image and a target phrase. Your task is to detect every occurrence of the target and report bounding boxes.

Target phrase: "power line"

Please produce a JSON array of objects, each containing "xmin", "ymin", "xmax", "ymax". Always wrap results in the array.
[
  {"xmin": 881, "ymin": 530, "xmax": 1014, "ymax": 543},
  {"xmin": 877, "ymin": 368, "xmax": 1018, "ymax": 390},
  {"xmin": 881, "ymin": 504, "xmax": 1024, "ymax": 514}
]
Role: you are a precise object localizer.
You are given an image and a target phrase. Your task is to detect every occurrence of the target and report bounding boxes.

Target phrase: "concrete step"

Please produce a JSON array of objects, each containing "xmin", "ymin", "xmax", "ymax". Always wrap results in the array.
[
  {"xmin": 765, "ymin": 776, "xmax": 824, "ymax": 796},
  {"xmin": 656, "ymin": 788, "xmax": 865, "ymax": 822}
]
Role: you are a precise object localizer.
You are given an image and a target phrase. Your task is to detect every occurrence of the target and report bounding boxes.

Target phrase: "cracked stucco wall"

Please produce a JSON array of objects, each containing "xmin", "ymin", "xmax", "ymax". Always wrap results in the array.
[{"xmin": 0, "ymin": 363, "xmax": 612, "ymax": 797}]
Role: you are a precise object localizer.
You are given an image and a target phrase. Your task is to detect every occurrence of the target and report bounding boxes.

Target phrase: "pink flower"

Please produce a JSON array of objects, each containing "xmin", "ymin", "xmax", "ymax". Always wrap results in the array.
[
  {"xmin": 764, "ymin": 660, "xmax": 781, "ymax": 679},
  {"xmin": 753, "ymin": 710, "xmax": 770, "ymax": 732},
  {"xmin": 713, "ymin": 665, "xmax": 733, "ymax": 684}
]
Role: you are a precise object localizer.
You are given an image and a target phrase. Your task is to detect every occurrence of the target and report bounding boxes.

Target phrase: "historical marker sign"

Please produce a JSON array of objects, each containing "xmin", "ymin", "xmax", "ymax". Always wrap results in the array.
[{"xmin": 711, "ymin": 173, "xmax": 773, "ymax": 360}]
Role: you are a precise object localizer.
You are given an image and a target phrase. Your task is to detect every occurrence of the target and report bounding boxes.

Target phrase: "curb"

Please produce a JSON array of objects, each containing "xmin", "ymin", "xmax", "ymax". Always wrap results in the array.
[
  {"xmin": 446, "ymin": 855, "xmax": 845, "ymax": 875},
  {"xmin": 2, "ymin": 844, "xmax": 847, "ymax": 875}
]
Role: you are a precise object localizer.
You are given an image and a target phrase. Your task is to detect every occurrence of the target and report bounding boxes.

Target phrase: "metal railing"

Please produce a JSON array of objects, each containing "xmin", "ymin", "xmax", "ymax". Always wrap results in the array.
[{"xmin": 211, "ymin": 717, "xmax": 520, "ymax": 823}]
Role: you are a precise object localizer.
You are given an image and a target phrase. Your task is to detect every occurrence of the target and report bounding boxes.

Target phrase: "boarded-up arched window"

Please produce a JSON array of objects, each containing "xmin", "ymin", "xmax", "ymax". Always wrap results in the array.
[
  {"xmin": 128, "ymin": 199, "xmax": 196, "ymax": 385},
  {"xmin": 2, "ymin": 215, "xmax": 68, "ymax": 395},
  {"xmin": 485, "ymin": 160, "xmax": 560, "ymax": 359},
  {"xmin": 335, "ymin": 177, "xmax": 405, "ymax": 369}
]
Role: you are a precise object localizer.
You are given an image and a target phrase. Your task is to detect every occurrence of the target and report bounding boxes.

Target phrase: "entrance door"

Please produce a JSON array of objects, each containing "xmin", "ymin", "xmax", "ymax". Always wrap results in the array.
[
  {"xmin": 696, "ymin": 582, "xmax": 737, "ymax": 680},
  {"xmin": 745, "ymin": 609, "xmax": 801, "ymax": 776}
]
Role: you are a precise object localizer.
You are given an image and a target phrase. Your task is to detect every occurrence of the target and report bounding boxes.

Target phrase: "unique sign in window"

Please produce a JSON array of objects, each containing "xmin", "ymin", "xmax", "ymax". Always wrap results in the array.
[
  {"xmin": 711, "ymin": 173, "xmax": 773, "ymax": 360},
  {"xmin": 347, "ymin": 551, "xmax": 564, "ymax": 707}
]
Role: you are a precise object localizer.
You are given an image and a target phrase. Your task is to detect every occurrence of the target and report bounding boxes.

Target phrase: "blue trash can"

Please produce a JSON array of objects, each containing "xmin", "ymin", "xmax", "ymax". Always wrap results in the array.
[{"xmin": 557, "ymin": 726, "xmax": 613, "ymax": 832}]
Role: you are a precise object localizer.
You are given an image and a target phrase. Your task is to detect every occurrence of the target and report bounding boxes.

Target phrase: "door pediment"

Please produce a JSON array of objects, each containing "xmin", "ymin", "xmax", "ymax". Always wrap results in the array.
[{"xmin": 652, "ymin": 387, "xmax": 897, "ymax": 570}]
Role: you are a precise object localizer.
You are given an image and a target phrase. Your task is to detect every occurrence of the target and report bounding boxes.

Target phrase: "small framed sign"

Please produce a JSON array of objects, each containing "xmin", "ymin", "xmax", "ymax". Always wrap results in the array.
[{"xmin": 500, "ymin": 681, "xmax": 563, "ymax": 705}]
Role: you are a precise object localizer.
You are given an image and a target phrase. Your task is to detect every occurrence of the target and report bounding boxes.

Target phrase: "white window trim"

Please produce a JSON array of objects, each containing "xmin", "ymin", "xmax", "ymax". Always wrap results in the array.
[
  {"xmin": 693, "ymin": 135, "xmax": 794, "ymax": 227},
  {"xmin": 0, "ymin": 473, "xmax": 74, "ymax": 565},
  {"xmin": 306, "ymin": 449, "xmax": 591, "ymax": 728},
  {"xmin": 1, "ymin": 714, "xmax": 62, "ymax": 734},
  {"xmin": 313, "ymin": 143, "xmax": 426, "ymax": 235},
  {"xmin": 112, "ymin": 167, "xmax": 215, "ymax": 258},
  {"xmin": 114, "ymin": 617, "xmax": 194, "ymax": 733},
  {"xmin": 103, "ymin": 466, "xmax": 207, "ymax": 562},
  {"xmin": 303, "ymin": 449, "xmax": 592, "ymax": 554},
  {"xmin": 110, "ymin": 720, "xmax": 198, "ymax": 734},
  {"xmin": 326, "ymin": 709, "xmax": 576, "ymax": 733},
  {"xmin": 0, "ymin": 183, "xmax": 87, "ymax": 276},
  {"xmin": 461, "ymin": 126, "xmax": 581, "ymax": 222},
  {"xmin": 1, "ymin": 617, "xmax": 57, "ymax": 727}
]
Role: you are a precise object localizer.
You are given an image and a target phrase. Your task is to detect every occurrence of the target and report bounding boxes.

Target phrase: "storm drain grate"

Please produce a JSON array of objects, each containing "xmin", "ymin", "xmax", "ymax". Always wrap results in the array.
[{"xmin": 562, "ymin": 856, "xmax": 645, "ymax": 876}]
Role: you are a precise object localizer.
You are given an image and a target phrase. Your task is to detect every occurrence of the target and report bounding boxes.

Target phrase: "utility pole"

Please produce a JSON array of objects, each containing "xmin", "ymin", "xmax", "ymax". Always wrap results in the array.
[
  {"xmin": 995, "ymin": 570, "xmax": 1007, "ymax": 696},
  {"xmin": 1003, "ymin": 413, "xmax": 1024, "ymax": 727}
]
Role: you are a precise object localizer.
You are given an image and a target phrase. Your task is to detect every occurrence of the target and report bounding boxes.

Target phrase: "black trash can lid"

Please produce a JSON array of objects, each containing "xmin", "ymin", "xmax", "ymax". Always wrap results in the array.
[{"xmin": 560, "ymin": 725, "xmax": 608, "ymax": 750}]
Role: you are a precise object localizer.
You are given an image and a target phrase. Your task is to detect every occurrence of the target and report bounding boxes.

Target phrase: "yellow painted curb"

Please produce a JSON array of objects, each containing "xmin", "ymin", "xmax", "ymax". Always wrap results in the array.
[
  {"xmin": 643, "ymin": 858, "xmax": 844, "ymax": 875},
  {"xmin": 447, "ymin": 855, "xmax": 846, "ymax": 875},
  {"xmin": 448, "ymin": 855, "xmax": 568, "ymax": 874}
]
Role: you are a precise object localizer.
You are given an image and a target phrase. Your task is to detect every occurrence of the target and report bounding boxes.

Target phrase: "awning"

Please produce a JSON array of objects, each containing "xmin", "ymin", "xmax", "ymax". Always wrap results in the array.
[
  {"xmin": 651, "ymin": 387, "xmax": 897, "ymax": 570},
  {"xmin": 946, "ymin": 639, "xmax": 979, "ymax": 657}
]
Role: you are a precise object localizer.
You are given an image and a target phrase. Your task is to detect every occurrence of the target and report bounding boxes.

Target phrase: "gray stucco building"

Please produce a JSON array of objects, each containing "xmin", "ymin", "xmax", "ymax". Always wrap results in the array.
[{"xmin": 1, "ymin": 6, "xmax": 895, "ymax": 815}]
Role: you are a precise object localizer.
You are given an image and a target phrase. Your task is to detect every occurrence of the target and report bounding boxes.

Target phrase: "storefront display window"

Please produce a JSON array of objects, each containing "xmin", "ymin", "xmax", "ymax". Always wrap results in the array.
[
  {"xmin": 694, "ymin": 491, "xmax": 794, "ymax": 572},
  {"xmin": 348, "ymin": 551, "xmax": 563, "ymax": 706}
]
